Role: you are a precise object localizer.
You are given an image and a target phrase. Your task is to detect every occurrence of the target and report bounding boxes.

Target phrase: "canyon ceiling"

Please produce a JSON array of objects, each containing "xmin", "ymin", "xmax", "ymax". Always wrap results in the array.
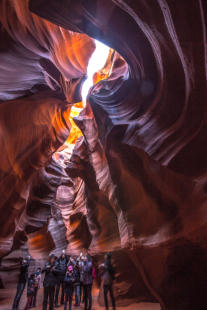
[{"xmin": 0, "ymin": 0, "xmax": 207, "ymax": 309}]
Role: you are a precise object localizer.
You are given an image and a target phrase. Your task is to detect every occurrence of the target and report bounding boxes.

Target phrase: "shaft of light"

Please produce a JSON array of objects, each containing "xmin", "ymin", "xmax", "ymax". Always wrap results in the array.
[{"xmin": 81, "ymin": 40, "xmax": 110, "ymax": 106}]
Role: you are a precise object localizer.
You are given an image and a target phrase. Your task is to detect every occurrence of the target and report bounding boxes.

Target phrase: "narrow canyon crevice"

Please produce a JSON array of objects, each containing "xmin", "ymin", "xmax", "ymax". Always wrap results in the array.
[{"xmin": 0, "ymin": 0, "xmax": 207, "ymax": 309}]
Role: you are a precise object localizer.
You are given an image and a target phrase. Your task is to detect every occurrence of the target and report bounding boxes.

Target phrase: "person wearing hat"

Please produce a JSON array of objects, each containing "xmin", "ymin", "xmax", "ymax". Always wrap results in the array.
[
  {"xmin": 64, "ymin": 265, "xmax": 75, "ymax": 310},
  {"xmin": 42, "ymin": 254, "xmax": 60, "ymax": 310}
]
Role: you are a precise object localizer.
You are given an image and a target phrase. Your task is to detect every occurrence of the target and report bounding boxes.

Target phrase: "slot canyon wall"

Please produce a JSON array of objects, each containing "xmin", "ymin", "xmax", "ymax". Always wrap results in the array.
[{"xmin": 0, "ymin": 0, "xmax": 207, "ymax": 309}]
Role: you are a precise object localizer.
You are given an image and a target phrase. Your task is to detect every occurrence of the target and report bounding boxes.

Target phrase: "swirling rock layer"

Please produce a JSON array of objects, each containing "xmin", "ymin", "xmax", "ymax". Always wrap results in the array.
[{"xmin": 0, "ymin": 0, "xmax": 207, "ymax": 309}]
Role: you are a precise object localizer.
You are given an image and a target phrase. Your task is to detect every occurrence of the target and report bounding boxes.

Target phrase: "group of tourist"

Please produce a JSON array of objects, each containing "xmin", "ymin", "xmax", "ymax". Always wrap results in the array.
[{"xmin": 12, "ymin": 250, "xmax": 116, "ymax": 310}]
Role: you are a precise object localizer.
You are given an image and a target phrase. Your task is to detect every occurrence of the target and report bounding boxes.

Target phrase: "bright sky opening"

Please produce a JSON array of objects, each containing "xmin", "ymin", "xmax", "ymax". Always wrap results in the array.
[{"xmin": 81, "ymin": 40, "xmax": 110, "ymax": 105}]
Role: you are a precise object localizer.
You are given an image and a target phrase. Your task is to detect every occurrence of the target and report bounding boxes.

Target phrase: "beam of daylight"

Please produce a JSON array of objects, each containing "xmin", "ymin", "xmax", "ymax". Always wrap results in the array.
[
  {"xmin": 54, "ymin": 42, "xmax": 110, "ymax": 163},
  {"xmin": 81, "ymin": 40, "xmax": 110, "ymax": 106}
]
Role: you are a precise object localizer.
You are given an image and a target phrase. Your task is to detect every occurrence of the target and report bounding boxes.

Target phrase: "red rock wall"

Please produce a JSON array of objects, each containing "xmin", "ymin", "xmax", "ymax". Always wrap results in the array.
[
  {"xmin": 29, "ymin": 0, "xmax": 207, "ymax": 308},
  {"xmin": 0, "ymin": 0, "xmax": 207, "ymax": 309}
]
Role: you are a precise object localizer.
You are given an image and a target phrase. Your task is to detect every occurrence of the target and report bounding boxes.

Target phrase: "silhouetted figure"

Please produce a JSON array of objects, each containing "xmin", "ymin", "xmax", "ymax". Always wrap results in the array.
[
  {"xmin": 68, "ymin": 255, "xmax": 76, "ymax": 267},
  {"xmin": 64, "ymin": 266, "xmax": 75, "ymax": 310},
  {"xmin": 42, "ymin": 254, "xmax": 59, "ymax": 310},
  {"xmin": 82, "ymin": 255, "xmax": 93, "ymax": 310},
  {"xmin": 25, "ymin": 274, "xmax": 35, "ymax": 309},
  {"xmin": 32, "ymin": 267, "xmax": 41, "ymax": 307},
  {"xmin": 100, "ymin": 253, "xmax": 116, "ymax": 310},
  {"xmin": 55, "ymin": 250, "xmax": 68, "ymax": 307},
  {"xmin": 73, "ymin": 260, "xmax": 81, "ymax": 307},
  {"xmin": 77, "ymin": 253, "xmax": 85, "ymax": 304},
  {"xmin": 12, "ymin": 256, "xmax": 31, "ymax": 310}
]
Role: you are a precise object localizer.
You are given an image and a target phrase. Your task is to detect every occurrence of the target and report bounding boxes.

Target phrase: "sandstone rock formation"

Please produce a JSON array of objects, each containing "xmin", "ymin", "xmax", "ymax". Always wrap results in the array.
[{"xmin": 0, "ymin": 0, "xmax": 207, "ymax": 309}]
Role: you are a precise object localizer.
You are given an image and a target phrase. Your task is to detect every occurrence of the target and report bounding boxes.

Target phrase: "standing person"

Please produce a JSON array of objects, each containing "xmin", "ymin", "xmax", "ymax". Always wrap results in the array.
[
  {"xmin": 42, "ymin": 254, "xmax": 59, "ymax": 310},
  {"xmin": 68, "ymin": 256, "xmax": 76, "ymax": 267},
  {"xmin": 77, "ymin": 253, "xmax": 85, "ymax": 304},
  {"xmin": 99, "ymin": 253, "xmax": 116, "ymax": 310},
  {"xmin": 64, "ymin": 266, "xmax": 75, "ymax": 310},
  {"xmin": 12, "ymin": 256, "xmax": 31, "ymax": 310},
  {"xmin": 55, "ymin": 250, "xmax": 68, "ymax": 307},
  {"xmin": 73, "ymin": 261, "xmax": 81, "ymax": 307},
  {"xmin": 32, "ymin": 267, "xmax": 41, "ymax": 308},
  {"xmin": 82, "ymin": 255, "xmax": 93, "ymax": 310},
  {"xmin": 25, "ymin": 274, "xmax": 35, "ymax": 309}
]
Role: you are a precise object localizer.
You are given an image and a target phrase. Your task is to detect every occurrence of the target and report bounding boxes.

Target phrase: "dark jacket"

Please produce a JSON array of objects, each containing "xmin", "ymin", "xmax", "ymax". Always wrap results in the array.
[
  {"xmin": 55, "ymin": 256, "xmax": 68, "ymax": 279},
  {"xmin": 82, "ymin": 261, "xmax": 93, "ymax": 285},
  {"xmin": 18, "ymin": 259, "xmax": 30, "ymax": 283},
  {"xmin": 101, "ymin": 262, "xmax": 115, "ymax": 286},
  {"xmin": 42, "ymin": 262, "xmax": 59, "ymax": 287},
  {"xmin": 78, "ymin": 260, "xmax": 84, "ymax": 283},
  {"xmin": 73, "ymin": 266, "xmax": 80, "ymax": 286},
  {"xmin": 27, "ymin": 278, "xmax": 35, "ymax": 296},
  {"xmin": 64, "ymin": 271, "xmax": 75, "ymax": 293}
]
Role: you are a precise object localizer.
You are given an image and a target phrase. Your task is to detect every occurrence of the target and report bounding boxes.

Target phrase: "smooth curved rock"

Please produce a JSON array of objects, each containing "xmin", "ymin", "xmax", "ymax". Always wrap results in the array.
[{"xmin": 0, "ymin": 0, "xmax": 207, "ymax": 309}]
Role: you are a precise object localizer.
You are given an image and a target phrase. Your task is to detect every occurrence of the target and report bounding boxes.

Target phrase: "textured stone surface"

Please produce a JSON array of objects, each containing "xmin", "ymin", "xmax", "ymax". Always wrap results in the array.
[{"xmin": 0, "ymin": 0, "xmax": 207, "ymax": 309}]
